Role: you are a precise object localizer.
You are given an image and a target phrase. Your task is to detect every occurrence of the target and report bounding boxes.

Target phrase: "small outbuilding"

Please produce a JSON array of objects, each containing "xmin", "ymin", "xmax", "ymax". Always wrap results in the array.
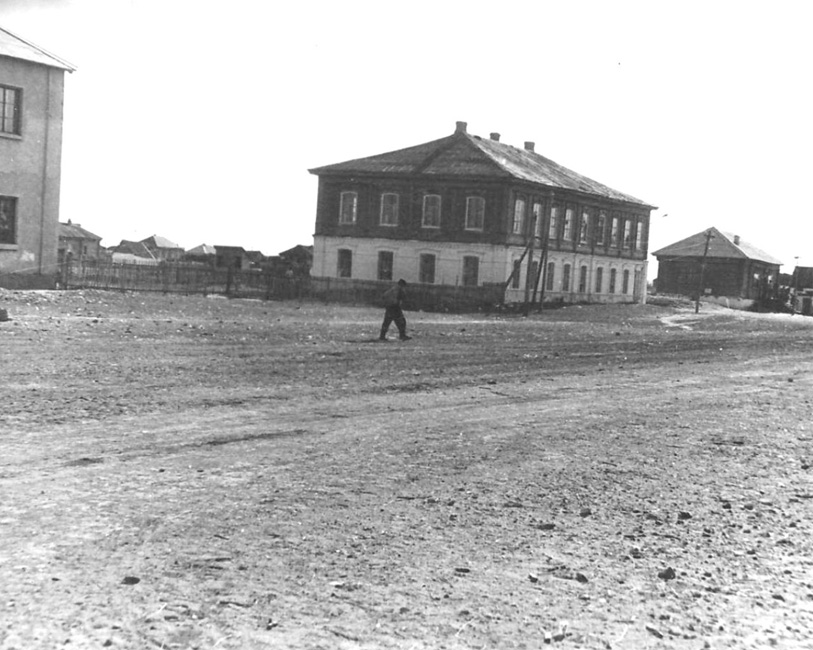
[{"xmin": 653, "ymin": 227, "xmax": 782, "ymax": 302}]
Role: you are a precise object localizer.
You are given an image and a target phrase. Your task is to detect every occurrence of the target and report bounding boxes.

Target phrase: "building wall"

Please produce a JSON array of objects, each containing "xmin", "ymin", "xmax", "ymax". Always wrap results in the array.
[
  {"xmin": 314, "ymin": 235, "xmax": 647, "ymax": 304},
  {"xmin": 657, "ymin": 258, "xmax": 779, "ymax": 300},
  {"xmin": 0, "ymin": 57, "xmax": 66, "ymax": 286}
]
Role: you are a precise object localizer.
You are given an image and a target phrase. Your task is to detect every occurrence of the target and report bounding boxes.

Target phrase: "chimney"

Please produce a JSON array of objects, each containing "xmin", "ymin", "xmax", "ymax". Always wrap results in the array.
[
  {"xmin": 455, "ymin": 121, "xmax": 467, "ymax": 134},
  {"xmin": 733, "ymin": 235, "xmax": 740, "ymax": 245},
  {"xmin": 524, "ymin": 141, "xmax": 535, "ymax": 152},
  {"xmin": 490, "ymin": 132, "xmax": 501, "ymax": 141}
]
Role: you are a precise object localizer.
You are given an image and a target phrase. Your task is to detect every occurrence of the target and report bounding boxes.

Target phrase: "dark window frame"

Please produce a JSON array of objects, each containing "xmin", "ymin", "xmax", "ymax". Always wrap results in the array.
[
  {"xmin": 0, "ymin": 85, "xmax": 21, "ymax": 136},
  {"xmin": 0, "ymin": 195, "xmax": 18, "ymax": 244}
]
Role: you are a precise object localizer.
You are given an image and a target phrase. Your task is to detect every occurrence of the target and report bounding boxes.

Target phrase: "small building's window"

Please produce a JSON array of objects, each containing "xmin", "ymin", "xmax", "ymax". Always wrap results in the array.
[
  {"xmin": 533, "ymin": 202, "xmax": 543, "ymax": 238},
  {"xmin": 419, "ymin": 253, "xmax": 436, "ymax": 284},
  {"xmin": 377, "ymin": 251, "xmax": 393, "ymax": 281},
  {"xmin": 0, "ymin": 86, "xmax": 21, "ymax": 136},
  {"xmin": 596, "ymin": 211, "xmax": 607, "ymax": 245},
  {"xmin": 578, "ymin": 265, "xmax": 588, "ymax": 293},
  {"xmin": 0, "ymin": 196, "xmax": 17, "ymax": 244},
  {"xmin": 563, "ymin": 207, "xmax": 574, "ymax": 241},
  {"xmin": 595, "ymin": 267, "xmax": 604, "ymax": 293},
  {"xmin": 380, "ymin": 193, "xmax": 399, "ymax": 226},
  {"xmin": 511, "ymin": 259, "xmax": 521, "ymax": 289},
  {"xmin": 579, "ymin": 210, "xmax": 590, "ymax": 245},
  {"xmin": 465, "ymin": 196, "xmax": 485, "ymax": 230},
  {"xmin": 462, "ymin": 256, "xmax": 479, "ymax": 287},
  {"xmin": 337, "ymin": 248, "xmax": 352, "ymax": 278},
  {"xmin": 339, "ymin": 191, "xmax": 357, "ymax": 224},
  {"xmin": 545, "ymin": 262, "xmax": 555, "ymax": 291},
  {"xmin": 611, "ymin": 216, "xmax": 620, "ymax": 246},
  {"xmin": 623, "ymin": 219, "xmax": 633, "ymax": 248},
  {"xmin": 623, "ymin": 269, "xmax": 630, "ymax": 293},
  {"xmin": 512, "ymin": 198, "xmax": 526, "ymax": 235},
  {"xmin": 562, "ymin": 263, "xmax": 571, "ymax": 291},
  {"xmin": 609, "ymin": 268, "xmax": 617, "ymax": 293},
  {"xmin": 422, "ymin": 194, "xmax": 441, "ymax": 228},
  {"xmin": 549, "ymin": 205, "xmax": 560, "ymax": 239}
]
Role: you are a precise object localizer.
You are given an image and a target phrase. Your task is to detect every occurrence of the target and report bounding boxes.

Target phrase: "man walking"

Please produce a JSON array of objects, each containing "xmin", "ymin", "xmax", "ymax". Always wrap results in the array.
[{"xmin": 380, "ymin": 279, "xmax": 411, "ymax": 341}]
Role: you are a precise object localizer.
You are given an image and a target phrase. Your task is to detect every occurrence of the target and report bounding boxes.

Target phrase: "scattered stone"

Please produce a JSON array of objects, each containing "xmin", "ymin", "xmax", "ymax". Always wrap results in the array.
[
  {"xmin": 579, "ymin": 507, "xmax": 592, "ymax": 517},
  {"xmin": 772, "ymin": 594, "xmax": 785, "ymax": 601},
  {"xmin": 645, "ymin": 624, "xmax": 664, "ymax": 639},
  {"xmin": 536, "ymin": 522, "xmax": 556, "ymax": 530},
  {"xmin": 677, "ymin": 511, "xmax": 692, "ymax": 521},
  {"xmin": 722, "ymin": 502, "xmax": 732, "ymax": 510},
  {"xmin": 0, "ymin": 308, "xmax": 9, "ymax": 322},
  {"xmin": 454, "ymin": 567, "xmax": 471, "ymax": 574},
  {"xmin": 121, "ymin": 576, "xmax": 140, "ymax": 585},
  {"xmin": 528, "ymin": 573, "xmax": 539, "ymax": 583},
  {"xmin": 658, "ymin": 567, "xmax": 676, "ymax": 581}
]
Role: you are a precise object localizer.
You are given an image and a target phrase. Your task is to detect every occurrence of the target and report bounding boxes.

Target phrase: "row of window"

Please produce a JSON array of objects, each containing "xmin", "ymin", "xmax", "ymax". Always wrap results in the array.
[
  {"xmin": 337, "ymin": 248, "xmax": 481, "ymax": 286},
  {"xmin": 338, "ymin": 190, "xmax": 645, "ymax": 250},
  {"xmin": 540, "ymin": 262, "xmax": 633, "ymax": 295},
  {"xmin": 0, "ymin": 85, "xmax": 21, "ymax": 136},
  {"xmin": 0, "ymin": 195, "xmax": 18, "ymax": 244},
  {"xmin": 340, "ymin": 192, "xmax": 486, "ymax": 231}
]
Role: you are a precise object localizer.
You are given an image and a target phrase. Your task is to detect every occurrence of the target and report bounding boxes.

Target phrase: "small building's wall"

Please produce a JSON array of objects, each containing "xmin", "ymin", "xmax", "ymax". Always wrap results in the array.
[
  {"xmin": 656, "ymin": 257, "xmax": 779, "ymax": 300},
  {"xmin": 0, "ymin": 58, "xmax": 66, "ymax": 287}
]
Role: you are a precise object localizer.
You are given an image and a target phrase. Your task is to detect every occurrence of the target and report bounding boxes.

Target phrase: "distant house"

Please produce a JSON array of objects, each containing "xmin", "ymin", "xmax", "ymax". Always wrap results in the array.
[
  {"xmin": 214, "ymin": 245, "xmax": 249, "ymax": 270},
  {"xmin": 280, "ymin": 244, "xmax": 312, "ymax": 276},
  {"xmin": 58, "ymin": 220, "xmax": 102, "ymax": 263},
  {"xmin": 653, "ymin": 228, "xmax": 782, "ymax": 302},
  {"xmin": 309, "ymin": 121, "xmax": 655, "ymax": 305},
  {"xmin": 0, "ymin": 27, "xmax": 75, "ymax": 288},
  {"xmin": 185, "ymin": 243, "xmax": 216, "ymax": 265},
  {"xmin": 109, "ymin": 239, "xmax": 156, "ymax": 264},
  {"xmin": 140, "ymin": 235, "xmax": 184, "ymax": 262}
]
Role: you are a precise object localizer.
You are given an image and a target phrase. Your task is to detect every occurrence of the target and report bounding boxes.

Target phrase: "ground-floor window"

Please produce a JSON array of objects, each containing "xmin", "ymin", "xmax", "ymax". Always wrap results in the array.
[
  {"xmin": 419, "ymin": 253, "xmax": 436, "ymax": 284},
  {"xmin": 595, "ymin": 267, "xmax": 603, "ymax": 293},
  {"xmin": 511, "ymin": 259, "xmax": 521, "ymax": 289},
  {"xmin": 377, "ymin": 251, "xmax": 393, "ymax": 281},
  {"xmin": 562, "ymin": 264, "xmax": 571, "ymax": 292},
  {"xmin": 0, "ymin": 195, "xmax": 17, "ymax": 244},
  {"xmin": 337, "ymin": 248, "xmax": 352, "ymax": 278},
  {"xmin": 462, "ymin": 256, "xmax": 479, "ymax": 287},
  {"xmin": 545, "ymin": 262, "xmax": 555, "ymax": 291},
  {"xmin": 578, "ymin": 265, "xmax": 588, "ymax": 293},
  {"xmin": 623, "ymin": 269, "xmax": 630, "ymax": 294},
  {"xmin": 609, "ymin": 268, "xmax": 617, "ymax": 293}
]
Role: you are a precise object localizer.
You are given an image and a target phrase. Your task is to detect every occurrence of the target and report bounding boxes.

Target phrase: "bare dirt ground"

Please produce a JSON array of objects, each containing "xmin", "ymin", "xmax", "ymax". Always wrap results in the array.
[{"xmin": 1, "ymin": 289, "xmax": 812, "ymax": 650}]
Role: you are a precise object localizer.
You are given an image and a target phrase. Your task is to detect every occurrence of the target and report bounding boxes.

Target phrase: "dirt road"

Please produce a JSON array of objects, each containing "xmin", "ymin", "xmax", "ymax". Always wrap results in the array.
[{"xmin": 1, "ymin": 290, "xmax": 812, "ymax": 649}]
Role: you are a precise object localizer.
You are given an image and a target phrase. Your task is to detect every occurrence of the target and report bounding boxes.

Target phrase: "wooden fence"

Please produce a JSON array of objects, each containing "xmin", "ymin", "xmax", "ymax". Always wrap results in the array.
[{"xmin": 60, "ymin": 261, "xmax": 506, "ymax": 312}]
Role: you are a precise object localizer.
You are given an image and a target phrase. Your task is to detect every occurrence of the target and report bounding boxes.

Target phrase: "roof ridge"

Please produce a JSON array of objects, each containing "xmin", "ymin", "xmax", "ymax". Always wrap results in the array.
[{"xmin": 0, "ymin": 26, "xmax": 76, "ymax": 72}]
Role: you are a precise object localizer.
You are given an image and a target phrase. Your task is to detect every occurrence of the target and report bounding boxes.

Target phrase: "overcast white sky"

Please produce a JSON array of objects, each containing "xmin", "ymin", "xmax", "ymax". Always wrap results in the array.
[{"xmin": 1, "ymin": 0, "xmax": 811, "ymax": 267}]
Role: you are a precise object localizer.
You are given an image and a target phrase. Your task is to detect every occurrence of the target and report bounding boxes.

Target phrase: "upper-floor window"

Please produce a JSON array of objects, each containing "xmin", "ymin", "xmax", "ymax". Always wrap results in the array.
[
  {"xmin": 465, "ymin": 196, "xmax": 485, "ymax": 230},
  {"xmin": 339, "ymin": 191, "xmax": 357, "ymax": 224},
  {"xmin": 377, "ymin": 251, "xmax": 393, "ymax": 281},
  {"xmin": 533, "ymin": 203, "xmax": 543, "ymax": 238},
  {"xmin": 623, "ymin": 218, "xmax": 633, "ymax": 248},
  {"xmin": 462, "ymin": 256, "xmax": 479, "ymax": 287},
  {"xmin": 512, "ymin": 199, "xmax": 526, "ymax": 235},
  {"xmin": 610, "ymin": 216, "xmax": 620, "ymax": 246},
  {"xmin": 563, "ymin": 207, "xmax": 575, "ymax": 241},
  {"xmin": 579, "ymin": 210, "xmax": 590, "ymax": 245},
  {"xmin": 549, "ymin": 205, "xmax": 560, "ymax": 239},
  {"xmin": 635, "ymin": 219, "xmax": 644, "ymax": 250},
  {"xmin": 0, "ymin": 196, "xmax": 17, "ymax": 244},
  {"xmin": 419, "ymin": 253, "xmax": 436, "ymax": 284},
  {"xmin": 422, "ymin": 194, "xmax": 441, "ymax": 228},
  {"xmin": 380, "ymin": 193, "xmax": 399, "ymax": 226},
  {"xmin": 0, "ymin": 86, "xmax": 21, "ymax": 136},
  {"xmin": 337, "ymin": 248, "xmax": 352, "ymax": 278},
  {"xmin": 596, "ymin": 211, "xmax": 607, "ymax": 245}
]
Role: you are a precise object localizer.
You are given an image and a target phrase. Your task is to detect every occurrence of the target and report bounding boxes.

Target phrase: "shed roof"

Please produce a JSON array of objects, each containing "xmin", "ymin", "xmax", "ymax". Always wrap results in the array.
[
  {"xmin": 309, "ymin": 122, "xmax": 654, "ymax": 208},
  {"xmin": 653, "ymin": 227, "xmax": 783, "ymax": 266},
  {"xmin": 0, "ymin": 26, "xmax": 76, "ymax": 72},
  {"xmin": 59, "ymin": 221, "xmax": 101, "ymax": 241}
]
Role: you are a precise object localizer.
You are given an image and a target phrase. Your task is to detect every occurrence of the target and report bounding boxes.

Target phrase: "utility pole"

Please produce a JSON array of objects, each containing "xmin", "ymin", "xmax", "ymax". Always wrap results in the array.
[
  {"xmin": 522, "ymin": 203, "xmax": 538, "ymax": 316},
  {"xmin": 792, "ymin": 255, "xmax": 799, "ymax": 315},
  {"xmin": 695, "ymin": 229, "xmax": 714, "ymax": 314}
]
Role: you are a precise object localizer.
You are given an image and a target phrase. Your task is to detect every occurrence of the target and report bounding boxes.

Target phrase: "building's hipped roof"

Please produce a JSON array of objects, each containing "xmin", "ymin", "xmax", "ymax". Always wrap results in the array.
[
  {"xmin": 309, "ymin": 122, "xmax": 654, "ymax": 208},
  {"xmin": 59, "ymin": 222, "xmax": 101, "ymax": 241},
  {"xmin": 187, "ymin": 244, "xmax": 216, "ymax": 256},
  {"xmin": 112, "ymin": 240, "xmax": 156, "ymax": 259},
  {"xmin": 653, "ymin": 227, "xmax": 783, "ymax": 266},
  {"xmin": 0, "ymin": 27, "xmax": 76, "ymax": 72},
  {"xmin": 141, "ymin": 235, "xmax": 183, "ymax": 250}
]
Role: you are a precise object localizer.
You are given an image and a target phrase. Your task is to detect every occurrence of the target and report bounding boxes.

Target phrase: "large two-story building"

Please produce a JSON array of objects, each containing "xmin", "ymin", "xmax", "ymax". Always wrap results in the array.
[
  {"xmin": 0, "ymin": 27, "xmax": 74, "ymax": 288},
  {"xmin": 309, "ymin": 122, "xmax": 655, "ymax": 305}
]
